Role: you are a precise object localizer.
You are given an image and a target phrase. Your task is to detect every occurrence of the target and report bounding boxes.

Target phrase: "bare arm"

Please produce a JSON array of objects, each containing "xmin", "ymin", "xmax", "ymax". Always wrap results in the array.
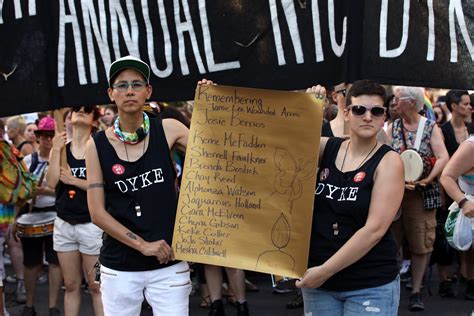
[
  {"xmin": 440, "ymin": 140, "xmax": 474, "ymax": 217},
  {"xmin": 85, "ymin": 139, "xmax": 173, "ymax": 263},
  {"xmin": 421, "ymin": 124, "xmax": 449, "ymax": 184},
  {"xmin": 162, "ymin": 118, "xmax": 189, "ymax": 153},
  {"xmin": 296, "ymin": 151, "xmax": 404, "ymax": 288}
]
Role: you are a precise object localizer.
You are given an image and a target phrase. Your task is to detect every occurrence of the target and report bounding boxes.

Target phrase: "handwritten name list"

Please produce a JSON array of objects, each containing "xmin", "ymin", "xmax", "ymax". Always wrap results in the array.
[{"xmin": 172, "ymin": 85, "xmax": 323, "ymax": 278}]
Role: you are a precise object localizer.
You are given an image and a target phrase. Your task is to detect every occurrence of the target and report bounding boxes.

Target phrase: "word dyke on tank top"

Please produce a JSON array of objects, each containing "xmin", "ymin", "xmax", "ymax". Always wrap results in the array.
[
  {"xmin": 70, "ymin": 167, "xmax": 86, "ymax": 178},
  {"xmin": 315, "ymin": 183, "xmax": 359, "ymax": 202},
  {"xmin": 114, "ymin": 168, "xmax": 164, "ymax": 193}
]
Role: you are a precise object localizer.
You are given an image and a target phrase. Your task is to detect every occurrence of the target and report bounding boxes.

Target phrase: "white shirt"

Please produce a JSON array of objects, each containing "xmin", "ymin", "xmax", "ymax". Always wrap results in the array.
[{"xmin": 24, "ymin": 153, "xmax": 55, "ymax": 208}]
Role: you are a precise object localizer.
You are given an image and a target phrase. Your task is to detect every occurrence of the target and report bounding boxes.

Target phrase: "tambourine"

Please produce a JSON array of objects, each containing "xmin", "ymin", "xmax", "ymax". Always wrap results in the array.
[{"xmin": 400, "ymin": 149, "xmax": 424, "ymax": 182}]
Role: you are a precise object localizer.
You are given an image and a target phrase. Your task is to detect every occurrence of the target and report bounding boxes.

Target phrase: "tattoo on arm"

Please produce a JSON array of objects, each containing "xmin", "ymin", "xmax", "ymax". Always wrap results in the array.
[
  {"xmin": 126, "ymin": 232, "xmax": 137, "ymax": 240},
  {"xmin": 88, "ymin": 183, "xmax": 104, "ymax": 189}
]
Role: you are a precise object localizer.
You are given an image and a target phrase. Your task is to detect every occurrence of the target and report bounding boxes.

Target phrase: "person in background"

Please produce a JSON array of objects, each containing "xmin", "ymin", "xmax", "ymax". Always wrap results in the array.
[
  {"xmin": 0, "ymin": 119, "xmax": 12, "ymax": 316},
  {"xmin": 298, "ymin": 80, "xmax": 404, "ymax": 316},
  {"xmin": 383, "ymin": 94, "xmax": 399, "ymax": 132},
  {"xmin": 440, "ymin": 136, "xmax": 474, "ymax": 300},
  {"xmin": 6, "ymin": 119, "xmax": 37, "ymax": 303},
  {"xmin": 47, "ymin": 106, "xmax": 104, "ymax": 316},
  {"xmin": 388, "ymin": 86, "xmax": 449, "ymax": 312},
  {"xmin": 6, "ymin": 116, "xmax": 35, "ymax": 156},
  {"xmin": 101, "ymin": 105, "xmax": 118, "ymax": 128},
  {"xmin": 15, "ymin": 117, "xmax": 63, "ymax": 316},
  {"xmin": 433, "ymin": 105, "xmax": 448, "ymax": 126},
  {"xmin": 436, "ymin": 96, "xmax": 453, "ymax": 122},
  {"xmin": 24, "ymin": 123, "xmax": 39, "ymax": 152},
  {"xmin": 437, "ymin": 89, "xmax": 473, "ymax": 297}
]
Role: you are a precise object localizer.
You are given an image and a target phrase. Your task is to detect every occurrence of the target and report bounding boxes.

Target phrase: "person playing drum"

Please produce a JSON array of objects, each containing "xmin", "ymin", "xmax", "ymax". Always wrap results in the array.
[
  {"xmin": 387, "ymin": 86, "xmax": 449, "ymax": 312},
  {"xmin": 46, "ymin": 106, "xmax": 104, "ymax": 316},
  {"xmin": 85, "ymin": 56, "xmax": 190, "ymax": 316},
  {"xmin": 14, "ymin": 117, "xmax": 63, "ymax": 316}
]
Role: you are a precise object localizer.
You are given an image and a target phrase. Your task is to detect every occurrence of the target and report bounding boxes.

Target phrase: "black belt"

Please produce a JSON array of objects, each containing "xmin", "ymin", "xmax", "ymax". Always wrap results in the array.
[{"xmin": 60, "ymin": 217, "xmax": 89, "ymax": 226}]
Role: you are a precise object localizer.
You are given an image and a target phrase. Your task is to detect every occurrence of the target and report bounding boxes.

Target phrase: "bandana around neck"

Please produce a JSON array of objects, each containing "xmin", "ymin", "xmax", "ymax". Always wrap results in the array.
[{"xmin": 113, "ymin": 112, "xmax": 150, "ymax": 144}]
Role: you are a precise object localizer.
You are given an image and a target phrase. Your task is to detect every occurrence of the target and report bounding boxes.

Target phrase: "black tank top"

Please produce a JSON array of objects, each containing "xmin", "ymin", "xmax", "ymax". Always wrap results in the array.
[
  {"xmin": 308, "ymin": 138, "xmax": 398, "ymax": 291},
  {"xmin": 441, "ymin": 121, "xmax": 474, "ymax": 157},
  {"xmin": 321, "ymin": 121, "xmax": 334, "ymax": 137},
  {"xmin": 55, "ymin": 143, "xmax": 90, "ymax": 223},
  {"xmin": 93, "ymin": 118, "xmax": 177, "ymax": 271}
]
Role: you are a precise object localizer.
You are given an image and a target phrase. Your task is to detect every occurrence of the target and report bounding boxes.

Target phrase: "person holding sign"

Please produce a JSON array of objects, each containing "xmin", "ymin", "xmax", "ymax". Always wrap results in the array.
[
  {"xmin": 47, "ymin": 106, "xmax": 104, "ymax": 316},
  {"xmin": 296, "ymin": 80, "xmax": 404, "ymax": 315},
  {"xmin": 387, "ymin": 86, "xmax": 449, "ymax": 311},
  {"xmin": 440, "ymin": 136, "xmax": 474, "ymax": 300},
  {"xmin": 85, "ymin": 56, "xmax": 190, "ymax": 316}
]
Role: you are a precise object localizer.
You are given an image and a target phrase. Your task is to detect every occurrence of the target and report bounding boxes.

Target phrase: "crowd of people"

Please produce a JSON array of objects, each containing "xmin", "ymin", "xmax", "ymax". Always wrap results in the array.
[{"xmin": 0, "ymin": 56, "xmax": 473, "ymax": 316}]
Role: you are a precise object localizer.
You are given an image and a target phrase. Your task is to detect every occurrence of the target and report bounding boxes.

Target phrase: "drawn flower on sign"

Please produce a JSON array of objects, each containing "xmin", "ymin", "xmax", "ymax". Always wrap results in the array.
[{"xmin": 272, "ymin": 147, "xmax": 316, "ymax": 212}]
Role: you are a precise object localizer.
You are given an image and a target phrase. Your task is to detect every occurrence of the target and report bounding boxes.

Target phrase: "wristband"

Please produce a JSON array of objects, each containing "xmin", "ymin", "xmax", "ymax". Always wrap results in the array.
[{"xmin": 458, "ymin": 197, "xmax": 468, "ymax": 209}]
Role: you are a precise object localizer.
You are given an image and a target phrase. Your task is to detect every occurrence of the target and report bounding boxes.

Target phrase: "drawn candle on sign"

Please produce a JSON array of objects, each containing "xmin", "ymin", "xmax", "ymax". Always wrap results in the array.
[{"xmin": 255, "ymin": 213, "xmax": 295, "ymax": 274}]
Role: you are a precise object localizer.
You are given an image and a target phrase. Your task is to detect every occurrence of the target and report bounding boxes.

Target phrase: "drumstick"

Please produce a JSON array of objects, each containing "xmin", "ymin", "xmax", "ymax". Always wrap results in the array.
[{"xmin": 405, "ymin": 182, "xmax": 427, "ymax": 191}]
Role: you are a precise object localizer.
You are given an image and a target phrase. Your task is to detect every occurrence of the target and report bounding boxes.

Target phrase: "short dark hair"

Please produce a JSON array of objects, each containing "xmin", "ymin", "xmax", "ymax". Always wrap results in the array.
[
  {"xmin": 445, "ymin": 90, "xmax": 469, "ymax": 111},
  {"xmin": 345, "ymin": 80, "xmax": 386, "ymax": 107}
]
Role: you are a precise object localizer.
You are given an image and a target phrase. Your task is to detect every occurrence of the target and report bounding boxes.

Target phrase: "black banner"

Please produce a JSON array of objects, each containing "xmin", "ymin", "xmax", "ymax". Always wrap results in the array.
[{"xmin": 0, "ymin": 0, "xmax": 473, "ymax": 116}]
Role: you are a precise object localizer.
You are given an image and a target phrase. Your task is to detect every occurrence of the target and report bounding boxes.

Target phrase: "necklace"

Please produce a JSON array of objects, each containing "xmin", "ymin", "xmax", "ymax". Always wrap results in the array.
[
  {"xmin": 340, "ymin": 140, "xmax": 378, "ymax": 172},
  {"xmin": 123, "ymin": 136, "xmax": 147, "ymax": 162},
  {"xmin": 113, "ymin": 112, "xmax": 150, "ymax": 144}
]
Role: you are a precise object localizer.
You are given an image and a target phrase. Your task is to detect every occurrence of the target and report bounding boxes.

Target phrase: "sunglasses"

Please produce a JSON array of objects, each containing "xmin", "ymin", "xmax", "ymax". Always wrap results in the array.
[
  {"xmin": 35, "ymin": 131, "xmax": 55, "ymax": 138},
  {"xmin": 348, "ymin": 105, "xmax": 386, "ymax": 117},
  {"xmin": 111, "ymin": 81, "xmax": 148, "ymax": 92},
  {"xmin": 72, "ymin": 106, "xmax": 94, "ymax": 114},
  {"xmin": 335, "ymin": 88, "xmax": 346, "ymax": 97},
  {"xmin": 393, "ymin": 96, "xmax": 412, "ymax": 104}
]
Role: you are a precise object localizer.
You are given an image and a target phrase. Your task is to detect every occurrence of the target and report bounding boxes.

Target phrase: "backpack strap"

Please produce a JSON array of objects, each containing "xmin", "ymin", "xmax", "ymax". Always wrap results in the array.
[{"xmin": 29, "ymin": 152, "xmax": 39, "ymax": 173}]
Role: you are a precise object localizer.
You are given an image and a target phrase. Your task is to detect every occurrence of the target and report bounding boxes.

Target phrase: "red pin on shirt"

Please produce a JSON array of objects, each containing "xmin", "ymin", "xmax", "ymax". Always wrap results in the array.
[
  {"xmin": 354, "ymin": 172, "xmax": 366, "ymax": 183},
  {"xmin": 68, "ymin": 190, "xmax": 76, "ymax": 199}
]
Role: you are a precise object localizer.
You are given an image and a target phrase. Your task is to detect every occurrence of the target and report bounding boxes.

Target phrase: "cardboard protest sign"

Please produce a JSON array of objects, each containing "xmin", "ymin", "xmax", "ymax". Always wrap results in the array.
[{"xmin": 172, "ymin": 84, "xmax": 323, "ymax": 278}]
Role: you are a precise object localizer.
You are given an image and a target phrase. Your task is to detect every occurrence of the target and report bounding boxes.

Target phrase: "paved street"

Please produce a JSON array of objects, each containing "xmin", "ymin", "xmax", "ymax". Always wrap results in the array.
[{"xmin": 3, "ymin": 267, "xmax": 473, "ymax": 315}]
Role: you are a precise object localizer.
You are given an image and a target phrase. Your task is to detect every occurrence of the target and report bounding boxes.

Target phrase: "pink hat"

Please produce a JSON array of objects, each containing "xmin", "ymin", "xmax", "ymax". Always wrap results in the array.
[{"xmin": 36, "ymin": 117, "xmax": 55, "ymax": 133}]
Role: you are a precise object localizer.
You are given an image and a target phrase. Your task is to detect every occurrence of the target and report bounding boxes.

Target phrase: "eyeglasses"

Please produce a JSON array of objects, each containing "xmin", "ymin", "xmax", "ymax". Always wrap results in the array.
[
  {"xmin": 348, "ymin": 105, "xmax": 386, "ymax": 117},
  {"xmin": 111, "ymin": 81, "xmax": 148, "ymax": 92},
  {"xmin": 335, "ymin": 88, "xmax": 346, "ymax": 97},
  {"xmin": 72, "ymin": 106, "xmax": 94, "ymax": 114},
  {"xmin": 393, "ymin": 96, "xmax": 412, "ymax": 103}
]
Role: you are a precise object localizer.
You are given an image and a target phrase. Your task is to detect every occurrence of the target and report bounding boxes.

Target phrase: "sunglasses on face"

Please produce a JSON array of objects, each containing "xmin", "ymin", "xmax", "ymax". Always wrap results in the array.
[
  {"xmin": 36, "ymin": 132, "xmax": 55, "ymax": 138},
  {"xmin": 111, "ymin": 81, "xmax": 148, "ymax": 92},
  {"xmin": 72, "ymin": 106, "xmax": 94, "ymax": 114},
  {"xmin": 348, "ymin": 105, "xmax": 386, "ymax": 117}
]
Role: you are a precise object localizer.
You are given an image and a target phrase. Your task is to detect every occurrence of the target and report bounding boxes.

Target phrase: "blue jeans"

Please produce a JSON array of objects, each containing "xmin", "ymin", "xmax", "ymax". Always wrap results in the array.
[{"xmin": 302, "ymin": 275, "xmax": 400, "ymax": 316}]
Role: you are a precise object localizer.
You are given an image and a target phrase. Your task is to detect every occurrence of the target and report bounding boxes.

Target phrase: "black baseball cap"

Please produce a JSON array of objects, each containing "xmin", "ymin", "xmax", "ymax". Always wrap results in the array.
[{"xmin": 108, "ymin": 55, "xmax": 150, "ymax": 86}]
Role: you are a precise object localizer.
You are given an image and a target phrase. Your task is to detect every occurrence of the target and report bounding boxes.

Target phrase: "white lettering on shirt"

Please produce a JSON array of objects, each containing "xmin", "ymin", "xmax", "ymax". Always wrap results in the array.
[{"xmin": 114, "ymin": 168, "xmax": 165, "ymax": 193}]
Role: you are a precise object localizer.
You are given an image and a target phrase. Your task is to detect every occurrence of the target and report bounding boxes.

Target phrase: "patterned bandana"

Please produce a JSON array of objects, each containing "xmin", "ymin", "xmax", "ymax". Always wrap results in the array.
[{"xmin": 113, "ymin": 112, "xmax": 150, "ymax": 144}]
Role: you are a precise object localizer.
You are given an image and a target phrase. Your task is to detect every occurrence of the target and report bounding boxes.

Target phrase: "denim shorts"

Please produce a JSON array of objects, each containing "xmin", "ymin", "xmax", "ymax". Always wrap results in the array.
[{"xmin": 302, "ymin": 275, "xmax": 400, "ymax": 316}]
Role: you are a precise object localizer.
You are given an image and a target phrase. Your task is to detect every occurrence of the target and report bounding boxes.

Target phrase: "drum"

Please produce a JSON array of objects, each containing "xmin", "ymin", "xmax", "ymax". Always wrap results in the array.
[
  {"xmin": 400, "ymin": 149, "xmax": 424, "ymax": 182},
  {"xmin": 16, "ymin": 212, "xmax": 57, "ymax": 238}
]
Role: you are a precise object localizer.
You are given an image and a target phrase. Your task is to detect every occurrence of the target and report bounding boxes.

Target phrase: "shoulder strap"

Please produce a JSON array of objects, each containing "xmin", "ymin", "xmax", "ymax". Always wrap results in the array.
[
  {"xmin": 413, "ymin": 117, "xmax": 427, "ymax": 151},
  {"xmin": 29, "ymin": 152, "xmax": 39, "ymax": 173},
  {"xmin": 321, "ymin": 137, "xmax": 344, "ymax": 166}
]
